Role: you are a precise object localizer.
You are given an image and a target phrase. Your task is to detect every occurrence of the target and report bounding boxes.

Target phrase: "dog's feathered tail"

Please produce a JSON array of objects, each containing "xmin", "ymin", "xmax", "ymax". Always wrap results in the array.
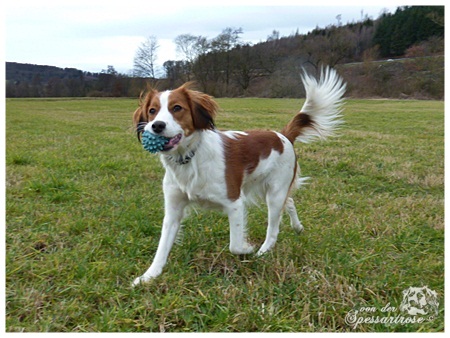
[{"xmin": 281, "ymin": 67, "xmax": 346, "ymax": 144}]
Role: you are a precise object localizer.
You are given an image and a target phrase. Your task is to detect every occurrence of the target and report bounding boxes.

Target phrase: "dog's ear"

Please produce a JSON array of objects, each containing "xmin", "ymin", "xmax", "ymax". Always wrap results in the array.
[
  {"xmin": 133, "ymin": 89, "xmax": 157, "ymax": 142},
  {"xmin": 181, "ymin": 83, "xmax": 218, "ymax": 130},
  {"xmin": 192, "ymin": 93, "xmax": 218, "ymax": 130},
  {"xmin": 132, "ymin": 108, "xmax": 145, "ymax": 143}
]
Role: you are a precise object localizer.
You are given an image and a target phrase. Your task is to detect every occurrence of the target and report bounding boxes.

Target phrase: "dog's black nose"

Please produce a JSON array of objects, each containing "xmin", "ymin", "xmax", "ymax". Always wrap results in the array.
[{"xmin": 151, "ymin": 121, "xmax": 166, "ymax": 134}]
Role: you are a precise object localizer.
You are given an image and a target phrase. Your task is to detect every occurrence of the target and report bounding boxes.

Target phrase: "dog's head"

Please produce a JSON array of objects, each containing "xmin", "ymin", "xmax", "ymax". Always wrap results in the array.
[
  {"xmin": 133, "ymin": 83, "xmax": 218, "ymax": 152},
  {"xmin": 400, "ymin": 286, "xmax": 439, "ymax": 316}
]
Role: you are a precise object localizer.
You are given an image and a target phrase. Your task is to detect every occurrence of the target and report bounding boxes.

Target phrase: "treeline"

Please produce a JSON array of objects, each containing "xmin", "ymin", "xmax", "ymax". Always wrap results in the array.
[
  {"xmin": 161, "ymin": 6, "xmax": 443, "ymax": 98},
  {"xmin": 6, "ymin": 6, "xmax": 444, "ymax": 99},
  {"xmin": 374, "ymin": 6, "xmax": 444, "ymax": 57},
  {"xmin": 5, "ymin": 63, "xmax": 148, "ymax": 98}
]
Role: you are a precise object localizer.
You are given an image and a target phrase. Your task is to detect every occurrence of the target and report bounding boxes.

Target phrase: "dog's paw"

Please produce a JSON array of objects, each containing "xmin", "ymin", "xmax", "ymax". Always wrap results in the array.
[
  {"xmin": 256, "ymin": 242, "xmax": 275, "ymax": 256},
  {"xmin": 132, "ymin": 276, "xmax": 145, "ymax": 287},
  {"xmin": 292, "ymin": 222, "xmax": 304, "ymax": 234},
  {"xmin": 132, "ymin": 266, "xmax": 163, "ymax": 287},
  {"xmin": 256, "ymin": 248, "xmax": 267, "ymax": 257},
  {"xmin": 242, "ymin": 242, "xmax": 256, "ymax": 254},
  {"xmin": 230, "ymin": 242, "xmax": 255, "ymax": 255},
  {"xmin": 132, "ymin": 275, "xmax": 153, "ymax": 287}
]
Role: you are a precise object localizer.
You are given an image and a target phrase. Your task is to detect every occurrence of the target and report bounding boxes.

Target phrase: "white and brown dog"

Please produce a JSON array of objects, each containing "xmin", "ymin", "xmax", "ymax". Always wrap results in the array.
[{"xmin": 132, "ymin": 67, "xmax": 345, "ymax": 285}]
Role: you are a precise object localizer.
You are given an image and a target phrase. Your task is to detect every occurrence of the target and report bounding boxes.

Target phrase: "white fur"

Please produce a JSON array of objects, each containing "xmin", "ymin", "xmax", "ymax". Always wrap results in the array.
[
  {"xmin": 133, "ymin": 131, "xmax": 298, "ymax": 286},
  {"xmin": 297, "ymin": 67, "xmax": 346, "ymax": 143},
  {"xmin": 133, "ymin": 68, "xmax": 345, "ymax": 285},
  {"xmin": 144, "ymin": 91, "xmax": 182, "ymax": 138}
]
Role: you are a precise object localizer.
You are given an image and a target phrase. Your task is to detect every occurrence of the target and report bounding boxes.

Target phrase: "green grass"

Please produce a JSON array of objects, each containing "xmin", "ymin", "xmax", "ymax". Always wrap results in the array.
[{"xmin": 5, "ymin": 97, "xmax": 444, "ymax": 332}]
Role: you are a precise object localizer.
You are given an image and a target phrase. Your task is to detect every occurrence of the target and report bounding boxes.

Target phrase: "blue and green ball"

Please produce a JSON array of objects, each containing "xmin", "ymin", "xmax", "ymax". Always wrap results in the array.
[{"xmin": 141, "ymin": 131, "xmax": 169, "ymax": 153}]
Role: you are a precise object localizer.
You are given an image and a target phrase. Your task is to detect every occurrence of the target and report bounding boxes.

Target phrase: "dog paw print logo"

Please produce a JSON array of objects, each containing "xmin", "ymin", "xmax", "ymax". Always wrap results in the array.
[{"xmin": 399, "ymin": 286, "xmax": 439, "ymax": 319}]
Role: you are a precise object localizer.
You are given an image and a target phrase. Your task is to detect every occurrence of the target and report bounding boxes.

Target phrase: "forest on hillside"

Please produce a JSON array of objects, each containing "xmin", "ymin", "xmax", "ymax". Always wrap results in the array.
[{"xmin": 6, "ymin": 6, "xmax": 444, "ymax": 99}]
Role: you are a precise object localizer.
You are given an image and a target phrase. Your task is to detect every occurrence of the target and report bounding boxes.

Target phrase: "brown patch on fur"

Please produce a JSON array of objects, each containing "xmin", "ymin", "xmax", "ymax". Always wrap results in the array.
[
  {"xmin": 169, "ymin": 83, "xmax": 218, "ymax": 136},
  {"xmin": 280, "ymin": 113, "xmax": 314, "ymax": 143},
  {"xmin": 133, "ymin": 89, "xmax": 161, "ymax": 141},
  {"xmin": 165, "ymin": 88, "xmax": 196, "ymax": 136},
  {"xmin": 221, "ymin": 131, "xmax": 284, "ymax": 201}
]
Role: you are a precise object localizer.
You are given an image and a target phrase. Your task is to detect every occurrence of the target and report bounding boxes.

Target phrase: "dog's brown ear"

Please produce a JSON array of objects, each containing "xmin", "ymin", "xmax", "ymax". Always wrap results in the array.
[
  {"xmin": 181, "ymin": 83, "xmax": 218, "ymax": 130},
  {"xmin": 192, "ymin": 93, "xmax": 218, "ymax": 130},
  {"xmin": 132, "ymin": 89, "xmax": 157, "ymax": 142}
]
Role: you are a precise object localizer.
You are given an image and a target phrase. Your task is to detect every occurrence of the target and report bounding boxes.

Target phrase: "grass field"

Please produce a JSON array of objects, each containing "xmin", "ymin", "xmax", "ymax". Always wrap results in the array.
[{"xmin": 5, "ymin": 97, "xmax": 444, "ymax": 332}]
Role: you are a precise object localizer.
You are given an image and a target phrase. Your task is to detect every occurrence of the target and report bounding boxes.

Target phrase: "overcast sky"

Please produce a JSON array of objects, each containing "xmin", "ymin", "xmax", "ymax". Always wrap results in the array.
[{"xmin": 5, "ymin": 0, "xmax": 410, "ymax": 74}]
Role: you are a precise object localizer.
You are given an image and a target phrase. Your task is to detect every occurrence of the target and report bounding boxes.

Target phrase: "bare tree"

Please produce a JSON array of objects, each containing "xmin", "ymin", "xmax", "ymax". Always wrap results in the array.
[
  {"xmin": 303, "ymin": 27, "xmax": 356, "ymax": 70},
  {"xmin": 231, "ymin": 44, "xmax": 262, "ymax": 94},
  {"xmin": 174, "ymin": 34, "xmax": 209, "ymax": 80},
  {"xmin": 210, "ymin": 27, "xmax": 243, "ymax": 52},
  {"xmin": 133, "ymin": 35, "xmax": 159, "ymax": 78},
  {"xmin": 175, "ymin": 34, "xmax": 209, "ymax": 62}
]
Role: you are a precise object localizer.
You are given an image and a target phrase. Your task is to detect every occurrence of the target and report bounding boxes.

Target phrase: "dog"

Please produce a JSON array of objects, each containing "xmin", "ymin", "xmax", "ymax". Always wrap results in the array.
[
  {"xmin": 400, "ymin": 286, "xmax": 439, "ymax": 316},
  {"xmin": 132, "ymin": 67, "xmax": 345, "ymax": 285}
]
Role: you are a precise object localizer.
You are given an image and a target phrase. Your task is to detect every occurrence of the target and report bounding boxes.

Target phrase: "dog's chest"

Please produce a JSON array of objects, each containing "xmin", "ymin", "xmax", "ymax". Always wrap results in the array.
[{"xmin": 163, "ymin": 156, "xmax": 228, "ymax": 206}]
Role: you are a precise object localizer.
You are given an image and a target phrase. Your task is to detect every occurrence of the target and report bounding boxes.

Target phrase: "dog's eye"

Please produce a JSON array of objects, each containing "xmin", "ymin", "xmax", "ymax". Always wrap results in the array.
[
  {"xmin": 149, "ymin": 108, "xmax": 156, "ymax": 115},
  {"xmin": 173, "ymin": 105, "xmax": 182, "ymax": 113}
]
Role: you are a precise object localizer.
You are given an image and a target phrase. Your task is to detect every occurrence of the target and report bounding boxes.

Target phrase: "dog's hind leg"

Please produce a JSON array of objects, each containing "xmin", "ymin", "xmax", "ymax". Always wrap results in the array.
[
  {"xmin": 285, "ymin": 197, "xmax": 304, "ymax": 234},
  {"xmin": 256, "ymin": 189, "xmax": 288, "ymax": 256}
]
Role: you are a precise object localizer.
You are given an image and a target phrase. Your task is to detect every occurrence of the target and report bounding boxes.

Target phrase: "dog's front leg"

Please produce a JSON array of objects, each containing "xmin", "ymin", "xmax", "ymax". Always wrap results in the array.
[
  {"xmin": 226, "ymin": 199, "xmax": 255, "ymax": 255},
  {"xmin": 133, "ymin": 188, "xmax": 188, "ymax": 286}
]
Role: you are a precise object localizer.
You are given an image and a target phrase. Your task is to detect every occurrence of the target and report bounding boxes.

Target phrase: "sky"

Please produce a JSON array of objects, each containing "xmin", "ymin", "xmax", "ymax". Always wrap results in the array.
[{"xmin": 4, "ymin": 0, "xmax": 412, "ymax": 75}]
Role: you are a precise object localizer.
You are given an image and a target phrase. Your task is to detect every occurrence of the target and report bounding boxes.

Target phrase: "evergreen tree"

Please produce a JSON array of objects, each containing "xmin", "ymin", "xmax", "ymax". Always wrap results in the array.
[{"xmin": 374, "ymin": 6, "xmax": 444, "ymax": 57}]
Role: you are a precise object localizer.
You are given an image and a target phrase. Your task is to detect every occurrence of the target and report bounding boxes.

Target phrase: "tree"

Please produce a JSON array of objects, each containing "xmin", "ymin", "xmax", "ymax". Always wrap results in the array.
[
  {"xmin": 210, "ymin": 27, "xmax": 243, "ymax": 53},
  {"xmin": 267, "ymin": 30, "xmax": 280, "ymax": 42},
  {"xmin": 303, "ymin": 26, "xmax": 356, "ymax": 70},
  {"xmin": 373, "ymin": 6, "xmax": 444, "ymax": 57},
  {"xmin": 175, "ymin": 34, "xmax": 209, "ymax": 62},
  {"xmin": 231, "ymin": 44, "xmax": 262, "ymax": 94},
  {"xmin": 102, "ymin": 65, "xmax": 118, "ymax": 75},
  {"xmin": 210, "ymin": 27, "xmax": 244, "ymax": 93},
  {"xmin": 174, "ymin": 34, "xmax": 209, "ymax": 80},
  {"xmin": 163, "ymin": 60, "xmax": 190, "ymax": 86},
  {"xmin": 133, "ymin": 36, "xmax": 159, "ymax": 78}
]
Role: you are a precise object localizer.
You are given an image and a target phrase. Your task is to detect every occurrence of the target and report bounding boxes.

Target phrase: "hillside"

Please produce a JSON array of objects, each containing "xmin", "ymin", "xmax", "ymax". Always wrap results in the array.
[
  {"xmin": 6, "ymin": 62, "xmax": 87, "ymax": 84},
  {"xmin": 5, "ymin": 6, "xmax": 444, "ymax": 99}
]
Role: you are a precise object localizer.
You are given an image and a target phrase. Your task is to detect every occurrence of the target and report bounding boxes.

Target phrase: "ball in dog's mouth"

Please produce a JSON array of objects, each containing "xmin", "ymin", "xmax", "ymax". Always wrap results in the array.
[
  {"xmin": 142, "ymin": 131, "xmax": 169, "ymax": 153},
  {"xmin": 141, "ymin": 131, "xmax": 183, "ymax": 153}
]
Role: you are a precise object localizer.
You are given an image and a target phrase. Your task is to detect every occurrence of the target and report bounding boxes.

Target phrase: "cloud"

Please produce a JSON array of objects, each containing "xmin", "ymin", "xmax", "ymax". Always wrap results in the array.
[{"xmin": 5, "ymin": 1, "xmax": 398, "ymax": 73}]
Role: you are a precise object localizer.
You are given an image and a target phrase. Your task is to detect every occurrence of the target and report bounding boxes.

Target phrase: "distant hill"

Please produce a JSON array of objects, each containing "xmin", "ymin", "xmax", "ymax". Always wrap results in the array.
[
  {"xmin": 5, "ymin": 62, "xmax": 148, "ymax": 98},
  {"xmin": 6, "ymin": 62, "xmax": 97, "ymax": 84}
]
